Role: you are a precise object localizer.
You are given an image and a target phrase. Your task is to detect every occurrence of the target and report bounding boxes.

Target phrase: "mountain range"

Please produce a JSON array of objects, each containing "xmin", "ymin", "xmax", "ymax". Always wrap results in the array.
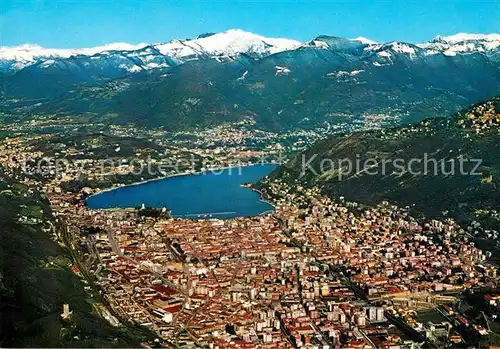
[
  {"xmin": 2, "ymin": 30, "xmax": 500, "ymax": 73},
  {"xmin": 2, "ymin": 29, "xmax": 500, "ymax": 131}
]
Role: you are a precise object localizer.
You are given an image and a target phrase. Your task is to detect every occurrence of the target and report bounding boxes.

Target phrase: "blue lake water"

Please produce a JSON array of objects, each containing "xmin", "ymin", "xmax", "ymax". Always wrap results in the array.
[{"xmin": 86, "ymin": 164, "xmax": 277, "ymax": 219}]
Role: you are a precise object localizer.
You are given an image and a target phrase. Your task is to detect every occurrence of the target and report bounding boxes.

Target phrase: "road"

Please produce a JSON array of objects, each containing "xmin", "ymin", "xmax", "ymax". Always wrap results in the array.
[{"xmin": 57, "ymin": 220, "xmax": 129, "ymax": 326}]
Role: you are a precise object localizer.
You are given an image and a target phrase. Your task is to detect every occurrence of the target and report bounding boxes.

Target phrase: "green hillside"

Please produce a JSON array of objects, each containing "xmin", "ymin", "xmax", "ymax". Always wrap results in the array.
[
  {"xmin": 0, "ymin": 173, "xmax": 150, "ymax": 347},
  {"xmin": 265, "ymin": 97, "xmax": 500, "ymax": 229}
]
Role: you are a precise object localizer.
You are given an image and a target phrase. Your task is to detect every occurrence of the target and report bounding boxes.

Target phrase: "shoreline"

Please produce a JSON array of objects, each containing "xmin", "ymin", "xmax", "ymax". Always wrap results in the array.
[
  {"xmin": 251, "ymin": 186, "xmax": 277, "ymax": 210},
  {"xmin": 87, "ymin": 162, "xmax": 278, "ymax": 199}
]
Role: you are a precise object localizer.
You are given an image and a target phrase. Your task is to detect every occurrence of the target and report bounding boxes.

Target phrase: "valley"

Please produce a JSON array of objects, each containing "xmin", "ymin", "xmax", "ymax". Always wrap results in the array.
[{"xmin": 1, "ymin": 22, "xmax": 500, "ymax": 349}]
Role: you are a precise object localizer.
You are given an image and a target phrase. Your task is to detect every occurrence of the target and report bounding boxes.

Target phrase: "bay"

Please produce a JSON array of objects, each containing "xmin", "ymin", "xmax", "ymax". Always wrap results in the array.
[{"xmin": 86, "ymin": 164, "xmax": 277, "ymax": 219}]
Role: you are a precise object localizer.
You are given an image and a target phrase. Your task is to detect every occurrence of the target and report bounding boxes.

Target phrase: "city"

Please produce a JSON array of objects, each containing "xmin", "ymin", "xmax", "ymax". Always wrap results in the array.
[{"xmin": 1, "ymin": 131, "xmax": 499, "ymax": 348}]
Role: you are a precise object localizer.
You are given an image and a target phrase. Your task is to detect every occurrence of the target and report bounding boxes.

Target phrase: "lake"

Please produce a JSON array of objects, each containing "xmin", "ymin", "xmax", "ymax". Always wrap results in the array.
[{"xmin": 86, "ymin": 164, "xmax": 277, "ymax": 219}]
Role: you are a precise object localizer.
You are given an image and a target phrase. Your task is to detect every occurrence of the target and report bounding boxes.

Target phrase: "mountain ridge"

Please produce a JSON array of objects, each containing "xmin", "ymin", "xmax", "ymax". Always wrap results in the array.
[
  {"xmin": 2, "ymin": 29, "xmax": 500, "ymax": 73},
  {"xmin": 262, "ymin": 96, "xmax": 500, "ymax": 229},
  {"xmin": 2, "ymin": 29, "xmax": 500, "ymax": 133}
]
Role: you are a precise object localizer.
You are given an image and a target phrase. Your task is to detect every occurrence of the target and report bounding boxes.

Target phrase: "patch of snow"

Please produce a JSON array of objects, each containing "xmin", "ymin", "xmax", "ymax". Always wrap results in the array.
[
  {"xmin": 377, "ymin": 51, "xmax": 392, "ymax": 58},
  {"xmin": 423, "ymin": 49, "xmax": 440, "ymax": 55},
  {"xmin": 309, "ymin": 40, "xmax": 329, "ymax": 49},
  {"xmin": 11, "ymin": 62, "xmax": 28, "ymax": 70},
  {"xmin": 275, "ymin": 65, "xmax": 291, "ymax": 76},
  {"xmin": 328, "ymin": 70, "xmax": 365, "ymax": 77},
  {"xmin": 237, "ymin": 70, "xmax": 249, "ymax": 81},
  {"xmin": 119, "ymin": 64, "xmax": 142, "ymax": 72},
  {"xmin": 350, "ymin": 70, "xmax": 364, "ymax": 75},
  {"xmin": 39, "ymin": 59, "xmax": 56, "ymax": 68},
  {"xmin": 328, "ymin": 71, "xmax": 348, "ymax": 77},
  {"xmin": 363, "ymin": 43, "xmax": 383, "ymax": 52},
  {"xmin": 436, "ymin": 33, "xmax": 500, "ymax": 44},
  {"xmin": 389, "ymin": 42, "xmax": 416, "ymax": 55},
  {"xmin": 350, "ymin": 37, "xmax": 378, "ymax": 45},
  {"xmin": 145, "ymin": 62, "xmax": 169, "ymax": 69}
]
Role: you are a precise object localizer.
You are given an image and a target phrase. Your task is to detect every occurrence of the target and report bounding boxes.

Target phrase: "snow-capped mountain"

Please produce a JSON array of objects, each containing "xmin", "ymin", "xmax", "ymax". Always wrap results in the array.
[
  {"xmin": 154, "ymin": 29, "xmax": 301, "ymax": 61},
  {"xmin": 1, "ymin": 29, "xmax": 499, "ymax": 75},
  {"xmin": 2, "ymin": 29, "xmax": 500, "ymax": 130},
  {"xmin": 0, "ymin": 29, "xmax": 301, "ymax": 73},
  {"xmin": 0, "ymin": 42, "xmax": 149, "ymax": 70},
  {"xmin": 418, "ymin": 33, "xmax": 500, "ymax": 56}
]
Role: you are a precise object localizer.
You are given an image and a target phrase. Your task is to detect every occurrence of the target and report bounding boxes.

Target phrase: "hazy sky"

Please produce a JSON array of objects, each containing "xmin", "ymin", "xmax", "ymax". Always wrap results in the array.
[{"xmin": 1, "ymin": 0, "xmax": 499, "ymax": 48}]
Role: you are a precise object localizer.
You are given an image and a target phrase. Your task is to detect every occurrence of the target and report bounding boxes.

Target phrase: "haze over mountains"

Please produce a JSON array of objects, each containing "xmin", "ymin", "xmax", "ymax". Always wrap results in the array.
[{"xmin": 2, "ymin": 29, "xmax": 500, "ymax": 131}]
